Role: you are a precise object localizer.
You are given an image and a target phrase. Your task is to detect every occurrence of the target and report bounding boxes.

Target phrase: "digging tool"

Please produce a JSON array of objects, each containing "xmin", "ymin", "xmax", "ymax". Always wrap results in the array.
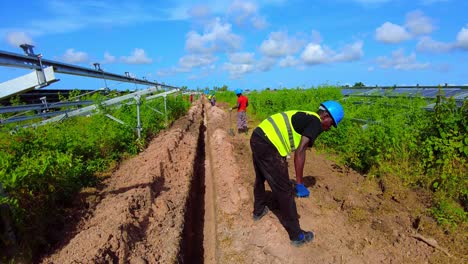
[{"xmin": 228, "ymin": 110, "xmax": 235, "ymax": 136}]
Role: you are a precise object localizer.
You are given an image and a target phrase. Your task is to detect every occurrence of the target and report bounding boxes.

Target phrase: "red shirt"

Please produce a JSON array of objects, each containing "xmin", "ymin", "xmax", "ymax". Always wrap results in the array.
[{"xmin": 237, "ymin": 95, "xmax": 248, "ymax": 112}]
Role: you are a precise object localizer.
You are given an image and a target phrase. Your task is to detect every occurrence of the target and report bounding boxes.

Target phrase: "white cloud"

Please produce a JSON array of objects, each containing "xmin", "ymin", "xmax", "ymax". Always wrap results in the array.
[
  {"xmin": 405, "ymin": 10, "xmax": 434, "ymax": 35},
  {"xmin": 332, "ymin": 41, "xmax": 364, "ymax": 62},
  {"xmin": 223, "ymin": 63, "xmax": 255, "ymax": 79},
  {"xmin": 300, "ymin": 41, "xmax": 363, "ymax": 65},
  {"xmin": 185, "ymin": 18, "xmax": 242, "ymax": 54},
  {"xmin": 259, "ymin": 31, "xmax": 305, "ymax": 57},
  {"xmin": 228, "ymin": 52, "xmax": 255, "ymax": 64},
  {"xmin": 60, "ymin": 48, "xmax": 88, "ymax": 63},
  {"xmin": 121, "ymin": 48, "xmax": 152, "ymax": 64},
  {"xmin": 5, "ymin": 32, "xmax": 34, "ymax": 47},
  {"xmin": 228, "ymin": 1, "xmax": 257, "ymax": 21},
  {"xmin": 102, "ymin": 52, "xmax": 116, "ymax": 64},
  {"xmin": 222, "ymin": 52, "xmax": 255, "ymax": 79},
  {"xmin": 179, "ymin": 54, "xmax": 217, "ymax": 69},
  {"xmin": 279, "ymin": 56, "xmax": 299, "ymax": 67},
  {"xmin": 227, "ymin": 1, "xmax": 268, "ymax": 29},
  {"xmin": 375, "ymin": 10, "xmax": 435, "ymax": 44},
  {"xmin": 375, "ymin": 22, "xmax": 411, "ymax": 43},
  {"xmin": 416, "ymin": 37, "xmax": 453, "ymax": 53},
  {"xmin": 376, "ymin": 49, "xmax": 429, "ymax": 70},
  {"xmin": 256, "ymin": 57, "xmax": 277, "ymax": 71},
  {"xmin": 456, "ymin": 25, "xmax": 468, "ymax": 50},
  {"xmin": 222, "ymin": 52, "xmax": 256, "ymax": 78},
  {"xmin": 301, "ymin": 44, "xmax": 330, "ymax": 65}
]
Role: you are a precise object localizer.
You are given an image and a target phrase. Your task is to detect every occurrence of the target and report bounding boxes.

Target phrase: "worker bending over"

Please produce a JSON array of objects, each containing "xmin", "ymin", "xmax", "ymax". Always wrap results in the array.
[{"xmin": 250, "ymin": 101, "xmax": 344, "ymax": 246}]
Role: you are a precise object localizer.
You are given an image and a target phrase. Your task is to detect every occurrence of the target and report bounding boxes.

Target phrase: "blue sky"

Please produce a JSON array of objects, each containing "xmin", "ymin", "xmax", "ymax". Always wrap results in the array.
[{"xmin": 0, "ymin": 0, "xmax": 467, "ymax": 91}]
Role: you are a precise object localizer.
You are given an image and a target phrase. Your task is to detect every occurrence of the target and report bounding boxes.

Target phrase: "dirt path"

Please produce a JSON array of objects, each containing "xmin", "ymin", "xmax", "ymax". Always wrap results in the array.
[{"xmin": 40, "ymin": 99, "xmax": 467, "ymax": 264}]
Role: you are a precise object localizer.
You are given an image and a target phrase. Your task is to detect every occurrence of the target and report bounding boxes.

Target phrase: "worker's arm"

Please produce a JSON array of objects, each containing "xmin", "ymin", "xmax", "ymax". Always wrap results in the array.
[
  {"xmin": 230, "ymin": 102, "xmax": 240, "ymax": 110},
  {"xmin": 294, "ymin": 135, "xmax": 310, "ymax": 184}
]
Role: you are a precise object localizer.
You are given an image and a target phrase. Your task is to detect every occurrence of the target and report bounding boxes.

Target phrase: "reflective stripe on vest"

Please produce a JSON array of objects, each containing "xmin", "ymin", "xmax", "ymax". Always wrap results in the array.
[{"xmin": 258, "ymin": 111, "xmax": 320, "ymax": 156}]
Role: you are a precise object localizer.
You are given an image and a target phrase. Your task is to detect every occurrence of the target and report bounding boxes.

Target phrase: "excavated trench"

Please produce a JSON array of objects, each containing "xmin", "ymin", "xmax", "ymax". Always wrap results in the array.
[{"xmin": 178, "ymin": 104, "xmax": 207, "ymax": 263}]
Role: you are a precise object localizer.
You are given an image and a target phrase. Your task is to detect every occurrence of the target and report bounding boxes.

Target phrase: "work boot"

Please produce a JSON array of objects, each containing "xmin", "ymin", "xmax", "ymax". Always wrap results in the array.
[
  {"xmin": 291, "ymin": 231, "xmax": 314, "ymax": 247},
  {"xmin": 252, "ymin": 206, "xmax": 269, "ymax": 221}
]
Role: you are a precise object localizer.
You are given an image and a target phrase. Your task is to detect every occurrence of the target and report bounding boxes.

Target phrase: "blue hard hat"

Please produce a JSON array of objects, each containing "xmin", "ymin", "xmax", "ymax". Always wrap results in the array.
[
  {"xmin": 235, "ymin": 88, "xmax": 243, "ymax": 95},
  {"xmin": 320, "ymin": 100, "xmax": 344, "ymax": 127}
]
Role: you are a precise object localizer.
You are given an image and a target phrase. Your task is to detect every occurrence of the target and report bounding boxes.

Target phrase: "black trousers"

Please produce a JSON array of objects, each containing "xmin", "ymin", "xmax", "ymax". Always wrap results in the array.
[{"xmin": 250, "ymin": 128, "xmax": 301, "ymax": 240}]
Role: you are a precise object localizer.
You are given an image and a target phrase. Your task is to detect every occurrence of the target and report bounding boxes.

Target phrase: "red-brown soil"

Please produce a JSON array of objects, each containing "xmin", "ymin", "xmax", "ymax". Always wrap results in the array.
[{"xmin": 39, "ymin": 99, "xmax": 467, "ymax": 264}]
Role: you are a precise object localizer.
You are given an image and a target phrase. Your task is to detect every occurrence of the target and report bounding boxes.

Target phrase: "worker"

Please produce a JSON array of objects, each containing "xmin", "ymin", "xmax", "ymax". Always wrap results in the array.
[
  {"xmin": 208, "ymin": 91, "xmax": 216, "ymax": 106},
  {"xmin": 250, "ymin": 101, "xmax": 344, "ymax": 246},
  {"xmin": 229, "ymin": 89, "xmax": 249, "ymax": 133}
]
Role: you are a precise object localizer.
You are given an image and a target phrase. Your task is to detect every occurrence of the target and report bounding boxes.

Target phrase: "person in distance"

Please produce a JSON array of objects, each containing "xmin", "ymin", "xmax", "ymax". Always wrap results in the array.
[{"xmin": 229, "ymin": 88, "xmax": 249, "ymax": 134}]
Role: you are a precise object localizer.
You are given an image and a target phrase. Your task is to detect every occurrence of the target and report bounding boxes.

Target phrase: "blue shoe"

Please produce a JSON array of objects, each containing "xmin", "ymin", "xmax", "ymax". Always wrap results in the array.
[
  {"xmin": 253, "ymin": 206, "xmax": 269, "ymax": 221},
  {"xmin": 291, "ymin": 231, "xmax": 314, "ymax": 247}
]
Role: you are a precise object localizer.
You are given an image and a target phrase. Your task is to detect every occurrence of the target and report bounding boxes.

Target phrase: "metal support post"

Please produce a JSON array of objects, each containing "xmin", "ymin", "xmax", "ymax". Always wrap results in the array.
[
  {"xmin": 40, "ymin": 96, "xmax": 49, "ymax": 112},
  {"xmin": 36, "ymin": 54, "xmax": 47, "ymax": 86},
  {"xmin": 94, "ymin": 63, "xmax": 108, "ymax": 89},
  {"xmin": 164, "ymin": 95, "xmax": 168, "ymax": 127},
  {"xmin": 135, "ymin": 95, "xmax": 142, "ymax": 139}
]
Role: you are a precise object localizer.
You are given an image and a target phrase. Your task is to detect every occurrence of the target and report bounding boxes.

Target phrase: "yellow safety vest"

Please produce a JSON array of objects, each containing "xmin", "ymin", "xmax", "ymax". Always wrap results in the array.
[{"xmin": 258, "ymin": 110, "xmax": 320, "ymax": 157}]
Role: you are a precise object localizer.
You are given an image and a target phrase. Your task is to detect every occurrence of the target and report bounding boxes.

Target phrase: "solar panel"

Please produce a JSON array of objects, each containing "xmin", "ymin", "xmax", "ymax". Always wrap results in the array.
[
  {"xmin": 454, "ymin": 91, "xmax": 468, "ymax": 100},
  {"xmin": 341, "ymin": 89, "xmax": 360, "ymax": 96},
  {"xmin": 393, "ymin": 88, "xmax": 419, "ymax": 95},
  {"xmin": 420, "ymin": 89, "xmax": 439, "ymax": 97},
  {"xmin": 444, "ymin": 89, "xmax": 461, "ymax": 97},
  {"xmin": 340, "ymin": 86, "xmax": 468, "ymax": 102}
]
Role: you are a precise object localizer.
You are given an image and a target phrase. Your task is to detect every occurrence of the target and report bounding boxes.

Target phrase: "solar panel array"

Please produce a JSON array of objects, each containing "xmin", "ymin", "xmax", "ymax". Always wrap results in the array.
[{"xmin": 340, "ymin": 86, "xmax": 468, "ymax": 100}]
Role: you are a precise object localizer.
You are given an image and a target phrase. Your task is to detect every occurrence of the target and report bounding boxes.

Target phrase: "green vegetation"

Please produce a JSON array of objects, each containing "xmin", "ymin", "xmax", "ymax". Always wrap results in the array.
[
  {"xmin": 218, "ymin": 86, "xmax": 467, "ymax": 229},
  {"xmin": 0, "ymin": 91, "xmax": 189, "ymax": 260}
]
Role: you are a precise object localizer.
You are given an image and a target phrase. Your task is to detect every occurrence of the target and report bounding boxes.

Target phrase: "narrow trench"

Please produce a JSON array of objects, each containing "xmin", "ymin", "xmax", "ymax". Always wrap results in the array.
[{"xmin": 178, "ymin": 105, "xmax": 206, "ymax": 264}]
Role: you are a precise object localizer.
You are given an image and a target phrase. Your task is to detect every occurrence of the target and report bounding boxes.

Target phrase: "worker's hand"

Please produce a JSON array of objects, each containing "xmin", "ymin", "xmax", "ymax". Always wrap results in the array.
[{"xmin": 295, "ymin": 183, "xmax": 310, "ymax": 198}]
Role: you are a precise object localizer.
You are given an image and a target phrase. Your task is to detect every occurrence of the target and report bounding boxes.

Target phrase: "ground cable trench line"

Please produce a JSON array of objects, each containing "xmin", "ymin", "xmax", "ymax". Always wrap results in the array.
[{"xmin": 203, "ymin": 103, "xmax": 219, "ymax": 264}]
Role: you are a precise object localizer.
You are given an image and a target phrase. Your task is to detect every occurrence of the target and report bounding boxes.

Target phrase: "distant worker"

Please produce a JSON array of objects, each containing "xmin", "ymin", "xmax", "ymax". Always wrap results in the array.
[
  {"xmin": 250, "ymin": 101, "xmax": 344, "ymax": 246},
  {"xmin": 208, "ymin": 91, "xmax": 216, "ymax": 106},
  {"xmin": 230, "ymin": 89, "xmax": 249, "ymax": 133},
  {"xmin": 189, "ymin": 93, "xmax": 194, "ymax": 103}
]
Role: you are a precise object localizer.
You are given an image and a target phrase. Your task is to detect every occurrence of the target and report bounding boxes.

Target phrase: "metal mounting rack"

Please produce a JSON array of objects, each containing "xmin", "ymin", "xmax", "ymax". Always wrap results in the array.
[{"xmin": 1, "ymin": 45, "xmax": 182, "ymax": 136}]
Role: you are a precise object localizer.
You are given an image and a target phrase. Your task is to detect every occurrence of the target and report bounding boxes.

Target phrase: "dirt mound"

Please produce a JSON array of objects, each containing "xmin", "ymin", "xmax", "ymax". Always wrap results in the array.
[
  {"xmin": 39, "ymin": 99, "xmax": 467, "ymax": 264},
  {"xmin": 41, "ymin": 105, "xmax": 203, "ymax": 263}
]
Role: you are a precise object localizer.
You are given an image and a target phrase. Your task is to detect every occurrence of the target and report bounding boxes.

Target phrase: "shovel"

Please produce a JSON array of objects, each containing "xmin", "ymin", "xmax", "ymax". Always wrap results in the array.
[{"xmin": 228, "ymin": 110, "xmax": 235, "ymax": 136}]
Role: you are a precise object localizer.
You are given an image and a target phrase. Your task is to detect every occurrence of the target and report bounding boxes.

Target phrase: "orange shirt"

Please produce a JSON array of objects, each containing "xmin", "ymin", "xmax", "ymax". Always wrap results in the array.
[{"xmin": 237, "ymin": 95, "xmax": 248, "ymax": 112}]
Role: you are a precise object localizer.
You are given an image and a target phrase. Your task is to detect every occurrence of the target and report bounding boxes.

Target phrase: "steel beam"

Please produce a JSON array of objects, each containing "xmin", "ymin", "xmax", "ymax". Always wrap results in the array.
[
  {"xmin": 1, "ymin": 110, "xmax": 70, "ymax": 124},
  {"xmin": 0, "ymin": 50, "xmax": 177, "ymax": 88},
  {"xmin": 28, "ymin": 87, "xmax": 178, "ymax": 127},
  {"xmin": 0, "ymin": 100, "xmax": 93, "ymax": 114},
  {"xmin": 0, "ymin": 66, "xmax": 58, "ymax": 99}
]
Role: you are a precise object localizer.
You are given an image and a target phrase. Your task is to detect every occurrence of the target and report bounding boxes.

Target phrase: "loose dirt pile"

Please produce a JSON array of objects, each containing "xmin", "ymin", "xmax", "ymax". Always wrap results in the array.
[{"xmin": 40, "ymin": 99, "xmax": 467, "ymax": 264}]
